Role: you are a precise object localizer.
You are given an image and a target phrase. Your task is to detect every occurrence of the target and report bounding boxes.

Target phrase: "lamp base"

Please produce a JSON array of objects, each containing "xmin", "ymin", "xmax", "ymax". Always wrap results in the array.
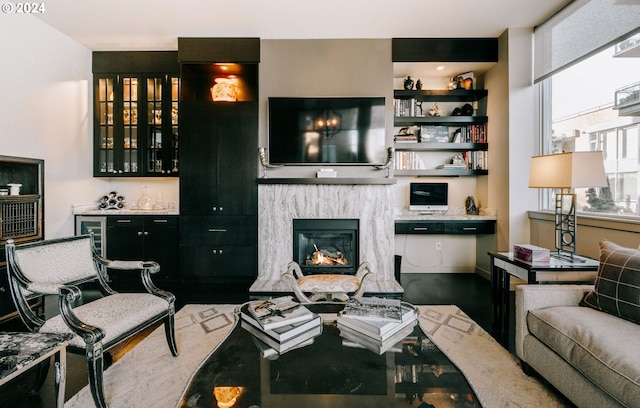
[{"xmin": 551, "ymin": 251, "xmax": 586, "ymax": 263}]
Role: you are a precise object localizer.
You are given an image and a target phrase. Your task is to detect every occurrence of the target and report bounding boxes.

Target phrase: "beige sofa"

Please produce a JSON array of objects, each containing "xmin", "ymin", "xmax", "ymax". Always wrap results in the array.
[
  {"xmin": 515, "ymin": 238, "xmax": 640, "ymax": 407},
  {"xmin": 516, "ymin": 284, "xmax": 640, "ymax": 407}
]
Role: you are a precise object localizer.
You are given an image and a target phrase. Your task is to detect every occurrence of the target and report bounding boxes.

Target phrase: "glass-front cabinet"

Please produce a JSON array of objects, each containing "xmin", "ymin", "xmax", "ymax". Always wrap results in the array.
[{"xmin": 93, "ymin": 51, "xmax": 180, "ymax": 177}]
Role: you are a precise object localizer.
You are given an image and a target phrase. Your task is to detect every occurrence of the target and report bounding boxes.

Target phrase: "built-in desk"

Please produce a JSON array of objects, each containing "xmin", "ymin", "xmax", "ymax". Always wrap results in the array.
[{"xmin": 394, "ymin": 211, "xmax": 496, "ymax": 235}]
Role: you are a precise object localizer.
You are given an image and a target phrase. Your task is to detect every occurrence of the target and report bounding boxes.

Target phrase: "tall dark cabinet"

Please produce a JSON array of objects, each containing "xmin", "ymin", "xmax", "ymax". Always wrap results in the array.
[{"xmin": 178, "ymin": 38, "xmax": 259, "ymax": 286}]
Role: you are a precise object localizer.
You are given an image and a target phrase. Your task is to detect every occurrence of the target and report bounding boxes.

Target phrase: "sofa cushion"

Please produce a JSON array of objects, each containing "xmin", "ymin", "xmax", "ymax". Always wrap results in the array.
[
  {"xmin": 580, "ymin": 240, "xmax": 640, "ymax": 325},
  {"xmin": 527, "ymin": 306, "xmax": 640, "ymax": 407}
]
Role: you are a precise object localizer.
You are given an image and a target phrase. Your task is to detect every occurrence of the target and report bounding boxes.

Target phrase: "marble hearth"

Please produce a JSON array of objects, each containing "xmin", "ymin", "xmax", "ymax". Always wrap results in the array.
[{"xmin": 250, "ymin": 183, "xmax": 403, "ymax": 296}]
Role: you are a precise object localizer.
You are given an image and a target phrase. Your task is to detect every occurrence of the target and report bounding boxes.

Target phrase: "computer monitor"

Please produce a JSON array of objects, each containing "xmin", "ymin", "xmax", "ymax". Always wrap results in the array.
[{"xmin": 409, "ymin": 182, "xmax": 448, "ymax": 214}]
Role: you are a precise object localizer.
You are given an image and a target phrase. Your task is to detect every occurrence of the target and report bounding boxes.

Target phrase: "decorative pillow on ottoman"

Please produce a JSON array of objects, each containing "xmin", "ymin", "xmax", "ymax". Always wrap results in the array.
[{"xmin": 581, "ymin": 240, "xmax": 640, "ymax": 324}]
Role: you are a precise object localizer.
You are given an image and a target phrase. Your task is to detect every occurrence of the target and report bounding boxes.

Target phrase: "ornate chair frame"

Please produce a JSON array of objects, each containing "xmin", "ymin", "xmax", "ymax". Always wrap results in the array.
[
  {"xmin": 282, "ymin": 260, "xmax": 373, "ymax": 302},
  {"xmin": 4, "ymin": 234, "xmax": 178, "ymax": 408}
]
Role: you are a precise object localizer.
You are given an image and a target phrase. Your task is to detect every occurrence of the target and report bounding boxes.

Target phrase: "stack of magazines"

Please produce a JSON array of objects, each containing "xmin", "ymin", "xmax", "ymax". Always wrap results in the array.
[
  {"xmin": 337, "ymin": 297, "xmax": 418, "ymax": 354},
  {"xmin": 240, "ymin": 296, "xmax": 322, "ymax": 357}
]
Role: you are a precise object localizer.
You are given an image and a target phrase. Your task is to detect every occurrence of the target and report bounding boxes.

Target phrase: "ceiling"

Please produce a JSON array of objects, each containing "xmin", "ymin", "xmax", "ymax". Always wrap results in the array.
[{"xmin": 35, "ymin": 0, "xmax": 570, "ymax": 78}]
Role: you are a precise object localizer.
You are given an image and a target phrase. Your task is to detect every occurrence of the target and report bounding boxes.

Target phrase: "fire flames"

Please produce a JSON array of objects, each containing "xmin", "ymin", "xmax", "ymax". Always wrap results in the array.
[{"xmin": 309, "ymin": 244, "xmax": 347, "ymax": 265}]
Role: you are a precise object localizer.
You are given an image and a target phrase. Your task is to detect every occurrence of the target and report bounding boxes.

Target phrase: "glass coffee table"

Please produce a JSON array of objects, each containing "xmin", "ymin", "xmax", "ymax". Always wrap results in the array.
[{"xmin": 178, "ymin": 303, "xmax": 479, "ymax": 408}]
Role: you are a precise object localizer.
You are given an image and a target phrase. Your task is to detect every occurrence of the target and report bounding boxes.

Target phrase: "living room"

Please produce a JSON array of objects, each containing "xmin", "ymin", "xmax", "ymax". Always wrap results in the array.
[{"xmin": 1, "ymin": 1, "xmax": 640, "ymax": 407}]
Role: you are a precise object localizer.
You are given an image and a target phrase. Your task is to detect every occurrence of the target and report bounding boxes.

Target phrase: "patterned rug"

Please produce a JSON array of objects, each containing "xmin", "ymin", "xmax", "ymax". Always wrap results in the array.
[{"xmin": 64, "ymin": 304, "xmax": 569, "ymax": 407}]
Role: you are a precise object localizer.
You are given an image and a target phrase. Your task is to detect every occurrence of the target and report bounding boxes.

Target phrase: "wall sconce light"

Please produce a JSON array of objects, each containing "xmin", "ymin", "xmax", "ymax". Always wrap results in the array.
[
  {"xmin": 211, "ymin": 77, "xmax": 239, "ymax": 102},
  {"xmin": 529, "ymin": 151, "xmax": 607, "ymax": 261},
  {"xmin": 313, "ymin": 109, "xmax": 342, "ymax": 139}
]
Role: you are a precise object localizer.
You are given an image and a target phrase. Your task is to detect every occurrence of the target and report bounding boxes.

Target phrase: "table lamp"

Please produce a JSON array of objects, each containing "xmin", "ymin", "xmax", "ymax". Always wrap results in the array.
[{"xmin": 529, "ymin": 151, "xmax": 607, "ymax": 261}]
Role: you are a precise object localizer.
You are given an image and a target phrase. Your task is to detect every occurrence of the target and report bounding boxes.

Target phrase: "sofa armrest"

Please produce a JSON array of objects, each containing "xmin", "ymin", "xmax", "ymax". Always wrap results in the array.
[{"xmin": 515, "ymin": 284, "xmax": 593, "ymax": 360}]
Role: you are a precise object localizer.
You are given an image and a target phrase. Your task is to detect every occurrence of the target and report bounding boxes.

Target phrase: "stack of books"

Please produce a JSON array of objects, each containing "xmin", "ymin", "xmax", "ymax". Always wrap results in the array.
[
  {"xmin": 337, "ymin": 297, "xmax": 418, "ymax": 355},
  {"xmin": 240, "ymin": 296, "xmax": 322, "ymax": 356}
]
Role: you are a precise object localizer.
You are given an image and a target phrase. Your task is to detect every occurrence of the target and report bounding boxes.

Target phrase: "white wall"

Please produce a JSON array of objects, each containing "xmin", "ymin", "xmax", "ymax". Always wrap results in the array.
[{"xmin": 1, "ymin": 16, "xmax": 179, "ymax": 238}]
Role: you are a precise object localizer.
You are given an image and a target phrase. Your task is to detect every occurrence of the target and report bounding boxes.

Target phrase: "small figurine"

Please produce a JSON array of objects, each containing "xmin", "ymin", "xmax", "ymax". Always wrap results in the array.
[
  {"xmin": 415, "ymin": 79, "xmax": 422, "ymax": 90},
  {"xmin": 404, "ymin": 76, "xmax": 414, "ymax": 90},
  {"xmin": 428, "ymin": 103, "xmax": 441, "ymax": 117},
  {"xmin": 466, "ymin": 196, "xmax": 478, "ymax": 215}
]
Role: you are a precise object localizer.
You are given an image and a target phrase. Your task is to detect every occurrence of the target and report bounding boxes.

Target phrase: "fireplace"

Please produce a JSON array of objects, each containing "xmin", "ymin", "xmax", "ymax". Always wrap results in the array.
[{"xmin": 293, "ymin": 219, "xmax": 359, "ymax": 275}]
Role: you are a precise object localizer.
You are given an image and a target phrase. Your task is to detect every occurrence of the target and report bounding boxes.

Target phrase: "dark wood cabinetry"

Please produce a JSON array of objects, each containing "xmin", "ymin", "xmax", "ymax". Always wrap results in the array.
[
  {"xmin": 106, "ymin": 215, "xmax": 178, "ymax": 289},
  {"xmin": 93, "ymin": 51, "xmax": 180, "ymax": 177},
  {"xmin": 395, "ymin": 219, "xmax": 496, "ymax": 235},
  {"xmin": 0, "ymin": 156, "xmax": 44, "ymax": 324},
  {"xmin": 178, "ymin": 38, "xmax": 259, "ymax": 284}
]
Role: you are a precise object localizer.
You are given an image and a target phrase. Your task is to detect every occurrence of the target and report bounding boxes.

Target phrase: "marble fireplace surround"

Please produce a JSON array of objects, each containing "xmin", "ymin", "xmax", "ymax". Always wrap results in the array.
[{"xmin": 250, "ymin": 182, "xmax": 404, "ymax": 295}]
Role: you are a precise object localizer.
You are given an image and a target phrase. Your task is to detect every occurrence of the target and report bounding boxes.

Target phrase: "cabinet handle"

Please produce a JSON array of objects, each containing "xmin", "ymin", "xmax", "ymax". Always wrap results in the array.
[
  {"xmin": 212, "ymin": 249, "xmax": 224, "ymax": 254},
  {"xmin": 413, "ymin": 227, "xmax": 429, "ymax": 231},
  {"xmin": 116, "ymin": 219, "xmax": 132, "ymax": 223},
  {"xmin": 463, "ymin": 227, "xmax": 477, "ymax": 231},
  {"xmin": 144, "ymin": 231, "xmax": 149, "ymax": 236},
  {"xmin": 208, "ymin": 228, "xmax": 227, "ymax": 233},
  {"xmin": 153, "ymin": 219, "xmax": 168, "ymax": 223},
  {"xmin": 137, "ymin": 231, "xmax": 143, "ymax": 236},
  {"xmin": 212, "ymin": 206, "xmax": 224, "ymax": 212}
]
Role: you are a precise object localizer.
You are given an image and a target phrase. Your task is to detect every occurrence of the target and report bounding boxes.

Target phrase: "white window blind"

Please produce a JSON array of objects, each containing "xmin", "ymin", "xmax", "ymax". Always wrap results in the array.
[{"xmin": 534, "ymin": 0, "xmax": 640, "ymax": 83}]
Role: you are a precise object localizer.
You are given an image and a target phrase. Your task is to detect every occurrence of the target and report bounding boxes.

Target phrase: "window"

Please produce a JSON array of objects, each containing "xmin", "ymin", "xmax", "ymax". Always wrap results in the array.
[{"xmin": 540, "ymin": 32, "xmax": 640, "ymax": 216}]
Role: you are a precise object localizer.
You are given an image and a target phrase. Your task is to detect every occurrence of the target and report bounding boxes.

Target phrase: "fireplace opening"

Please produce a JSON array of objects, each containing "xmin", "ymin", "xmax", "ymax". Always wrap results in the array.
[{"xmin": 293, "ymin": 219, "xmax": 359, "ymax": 275}]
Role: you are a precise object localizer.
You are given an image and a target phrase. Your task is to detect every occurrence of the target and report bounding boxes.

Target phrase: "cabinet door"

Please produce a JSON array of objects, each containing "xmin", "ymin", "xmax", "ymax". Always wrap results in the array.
[
  {"xmin": 179, "ymin": 102, "xmax": 220, "ymax": 214},
  {"xmin": 179, "ymin": 102, "xmax": 258, "ymax": 215},
  {"xmin": 94, "ymin": 75, "xmax": 143, "ymax": 176},
  {"xmin": 179, "ymin": 244, "xmax": 257, "ymax": 279},
  {"xmin": 143, "ymin": 216, "xmax": 179, "ymax": 280},
  {"xmin": 143, "ymin": 75, "xmax": 180, "ymax": 176},
  {"xmin": 216, "ymin": 102, "xmax": 258, "ymax": 215},
  {"xmin": 106, "ymin": 216, "xmax": 144, "ymax": 260}
]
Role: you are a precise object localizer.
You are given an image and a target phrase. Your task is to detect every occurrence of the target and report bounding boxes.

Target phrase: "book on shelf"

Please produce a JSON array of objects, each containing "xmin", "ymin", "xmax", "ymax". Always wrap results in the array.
[
  {"xmin": 250, "ymin": 333, "xmax": 315, "ymax": 359},
  {"xmin": 240, "ymin": 305, "xmax": 321, "ymax": 342},
  {"xmin": 419, "ymin": 125, "xmax": 449, "ymax": 143},
  {"xmin": 241, "ymin": 319, "xmax": 323, "ymax": 353},
  {"xmin": 337, "ymin": 304, "xmax": 417, "ymax": 341},
  {"xmin": 339, "ymin": 320, "xmax": 416, "ymax": 355},
  {"xmin": 339, "ymin": 297, "xmax": 404, "ymax": 322},
  {"xmin": 245, "ymin": 296, "xmax": 314, "ymax": 331},
  {"xmin": 394, "ymin": 151, "xmax": 425, "ymax": 170}
]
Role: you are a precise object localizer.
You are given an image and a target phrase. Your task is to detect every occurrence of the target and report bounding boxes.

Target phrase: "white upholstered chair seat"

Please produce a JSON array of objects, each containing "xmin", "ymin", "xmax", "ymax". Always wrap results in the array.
[
  {"xmin": 296, "ymin": 274, "xmax": 361, "ymax": 294},
  {"xmin": 40, "ymin": 293, "xmax": 170, "ymax": 349}
]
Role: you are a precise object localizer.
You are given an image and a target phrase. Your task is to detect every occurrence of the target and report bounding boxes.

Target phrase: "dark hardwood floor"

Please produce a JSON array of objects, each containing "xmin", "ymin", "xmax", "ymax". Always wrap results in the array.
[{"xmin": 1, "ymin": 273, "xmax": 510, "ymax": 407}]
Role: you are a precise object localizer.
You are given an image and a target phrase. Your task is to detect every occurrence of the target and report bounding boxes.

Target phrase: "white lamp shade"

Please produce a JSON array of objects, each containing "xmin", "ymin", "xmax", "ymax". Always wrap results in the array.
[{"xmin": 529, "ymin": 151, "xmax": 608, "ymax": 189}]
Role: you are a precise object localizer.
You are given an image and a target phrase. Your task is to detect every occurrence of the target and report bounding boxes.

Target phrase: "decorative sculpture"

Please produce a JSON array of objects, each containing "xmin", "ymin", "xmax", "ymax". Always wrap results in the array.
[
  {"xmin": 258, "ymin": 147, "xmax": 282, "ymax": 178},
  {"xmin": 374, "ymin": 147, "xmax": 395, "ymax": 178}
]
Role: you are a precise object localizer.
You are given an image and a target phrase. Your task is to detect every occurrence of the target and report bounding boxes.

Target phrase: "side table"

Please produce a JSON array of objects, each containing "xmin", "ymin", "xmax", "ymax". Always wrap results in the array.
[
  {"xmin": 488, "ymin": 251, "xmax": 599, "ymax": 346},
  {"xmin": 0, "ymin": 332, "xmax": 72, "ymax": 408}
]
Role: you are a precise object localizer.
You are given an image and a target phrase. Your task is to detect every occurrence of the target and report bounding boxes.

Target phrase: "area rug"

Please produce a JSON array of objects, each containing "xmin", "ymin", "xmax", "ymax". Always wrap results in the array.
[{"xmin": 64, "ymin": 304, "xmax": 569, "ymax": 407}]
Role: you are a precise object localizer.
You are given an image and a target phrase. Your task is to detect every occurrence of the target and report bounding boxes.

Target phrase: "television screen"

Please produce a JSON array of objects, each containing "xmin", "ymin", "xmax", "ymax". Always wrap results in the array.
[
  {"xmin": 268, "ymin": 97, "xmax": 386, "ymax": 165},
  {"xmin": 409, "ymin": 182, "xmax": 449, "ymax": 213}
]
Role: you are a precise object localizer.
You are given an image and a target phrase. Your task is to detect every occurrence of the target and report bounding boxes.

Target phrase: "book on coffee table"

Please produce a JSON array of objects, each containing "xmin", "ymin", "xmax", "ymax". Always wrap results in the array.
[
  {"xmin": 245, "ymin": 296, "xmax": 314, "ymax": 330},
  {"xmin": 339, "ymin": 297, "xmax": 404, "ymax": 322},
  {"xmin": 339, "ymin": 321, "xmax": 416, "ymax": 355},
  {"xmin": 241, "ymin": 319, "xmax": 323, "ymax": 353},
  {"xmin": 241, "ymin": 306, "xmax": 321, "ymax": 342},
  {"xmin": 250, "ymin": 334, "xmax": 316, "ymax": 359},
  {"xmin": 337, "ymin": 305, "xmax": 417, "ymax": 341}
]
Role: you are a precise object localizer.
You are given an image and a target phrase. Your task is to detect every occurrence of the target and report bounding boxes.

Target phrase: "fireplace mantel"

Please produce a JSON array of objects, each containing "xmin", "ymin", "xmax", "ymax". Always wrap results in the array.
[
  {"xmin": 251, "ymin": 183, "xmax": 403, "ymax": 296},
  {"xmin": 256, "ymin": 178, "xmax": 397, "ymax": 185}
]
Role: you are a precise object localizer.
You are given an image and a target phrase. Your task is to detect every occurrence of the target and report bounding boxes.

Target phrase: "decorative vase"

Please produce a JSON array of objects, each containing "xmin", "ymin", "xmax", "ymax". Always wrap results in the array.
[{"xmin": 404, "ymin": 76, "xmax": 414, "ymax": 90}]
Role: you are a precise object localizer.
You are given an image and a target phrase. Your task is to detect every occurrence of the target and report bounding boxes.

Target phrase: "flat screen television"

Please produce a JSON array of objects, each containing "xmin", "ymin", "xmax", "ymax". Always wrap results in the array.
[
  {"xmin": 409, "ymin": 182, "xmax": 449, "ymax": 213},
  {"xmin": 268, "ymin": 97, "xmax": 386, "ymax": 165}
]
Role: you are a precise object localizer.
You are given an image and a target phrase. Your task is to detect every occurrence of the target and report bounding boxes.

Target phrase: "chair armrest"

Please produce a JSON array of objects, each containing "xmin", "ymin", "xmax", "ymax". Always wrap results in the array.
[
  {"xmin": 106, "ymin": 260, "xmax": 160, "ymax": 274},
  {"xmin": 22, "ymin": 282, "xmax": 62, "ymax": 295},
  {"xmin": 515, "ymin": 284, "xmax": 593, "ymax": 359},
  {"xmin": 57, "ymin": 285, "xmax": 106, "ymax": 345}
]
